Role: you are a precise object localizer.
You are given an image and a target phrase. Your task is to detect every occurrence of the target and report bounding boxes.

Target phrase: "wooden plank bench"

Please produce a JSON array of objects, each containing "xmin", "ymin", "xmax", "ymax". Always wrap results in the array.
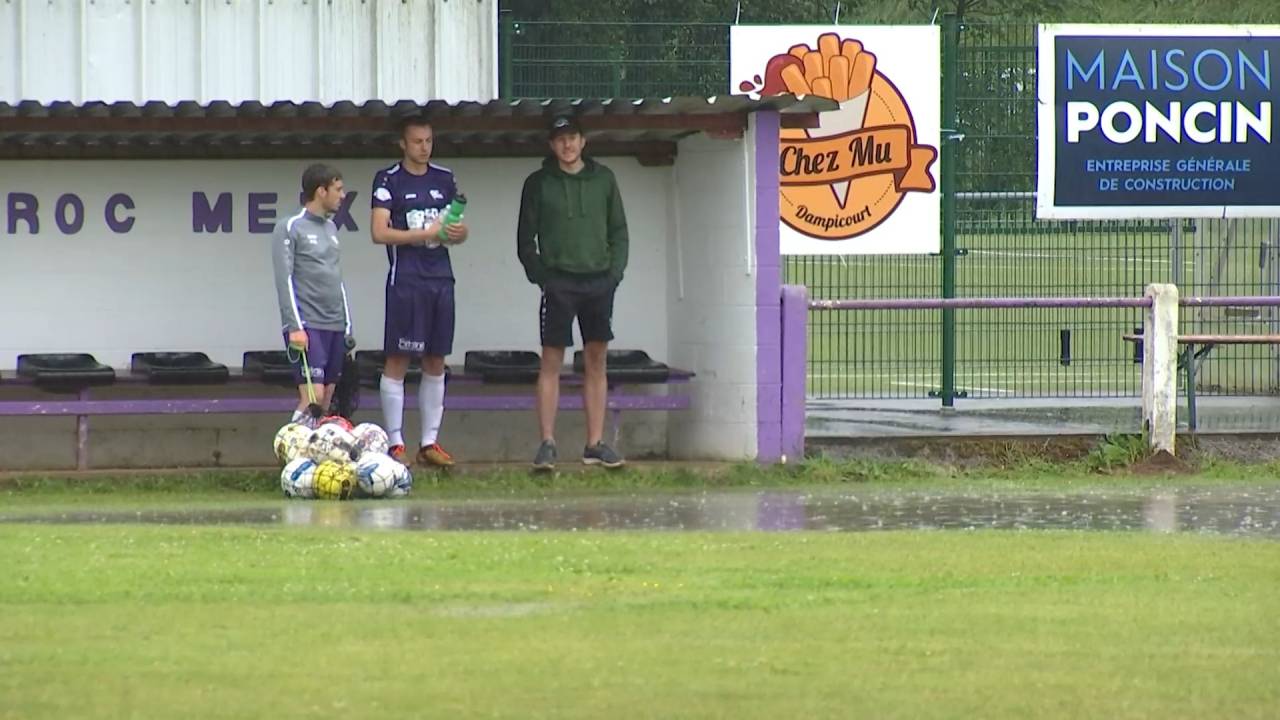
[
  {"xmin": 0, "ymin": 350, "xmax": 694, "ymax": 469},
  {"xmin": 1122, "ymin": 333, "xmax": 1280, "ymax": 430}
]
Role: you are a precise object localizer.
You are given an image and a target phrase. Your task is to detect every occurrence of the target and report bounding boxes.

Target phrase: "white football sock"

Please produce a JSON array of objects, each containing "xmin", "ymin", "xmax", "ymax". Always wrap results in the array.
[
  {"xmin": 419, "ymin": 373, "xmax": 446, "ymax": 446},
  {"xmin": 379, "ymin": 375, "xmax": 405, "ymax": 447}
]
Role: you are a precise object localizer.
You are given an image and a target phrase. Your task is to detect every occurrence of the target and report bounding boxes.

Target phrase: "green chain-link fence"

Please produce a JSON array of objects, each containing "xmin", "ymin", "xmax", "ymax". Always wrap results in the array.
[{"xmin": 503, "ymin": 17, "xmax": 1280, "ymax": 402}]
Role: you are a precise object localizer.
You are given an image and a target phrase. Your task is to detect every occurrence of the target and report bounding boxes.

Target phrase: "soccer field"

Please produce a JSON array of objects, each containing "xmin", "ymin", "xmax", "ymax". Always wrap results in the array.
[
  {"xmin": 2, "ymin": 460, "xmax": 1279, "ymax": 720},
  {"xmin": 1, "ymin": 521, "xmax": 1276, "ymax": 719},
  {"xmin": 788, "ymin": 224, "xmax": 1280, "ymax": 399}
]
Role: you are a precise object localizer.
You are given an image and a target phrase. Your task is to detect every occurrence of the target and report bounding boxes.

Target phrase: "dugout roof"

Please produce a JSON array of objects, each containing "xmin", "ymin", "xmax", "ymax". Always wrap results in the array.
[{"xmin": 0, "ymin": 96, "xmax": 834, "ymax": 164}]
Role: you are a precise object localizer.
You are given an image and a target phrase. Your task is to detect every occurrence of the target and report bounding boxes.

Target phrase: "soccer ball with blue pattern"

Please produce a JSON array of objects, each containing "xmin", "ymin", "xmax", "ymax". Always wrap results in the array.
[
  {"xmin": 355, "ymin": 452, "xmax": 404, "ymax": 497},
  {"xmin": 387, "ymin": 463, "xmax": 412, "ymax": 497},
  {"xmin": 280, "ymin": 457, "xmax": 317, "ymax": 498}
]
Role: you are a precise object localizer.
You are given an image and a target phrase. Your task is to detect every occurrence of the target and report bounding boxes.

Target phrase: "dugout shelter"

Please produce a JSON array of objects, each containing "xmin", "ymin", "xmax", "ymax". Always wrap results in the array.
[
  {"xmin": 0, "ymin": 0, "xmax": 831, "ymax": 468},
  {"xmin": 0, "ymin": 97, "xmax": 833, "ymax": 467}
]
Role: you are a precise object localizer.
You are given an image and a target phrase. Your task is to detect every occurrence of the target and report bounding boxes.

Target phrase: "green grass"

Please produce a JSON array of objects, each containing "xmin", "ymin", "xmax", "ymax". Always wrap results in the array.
[
  {"xmin": 0, "ymin": 525, "xmax": 1276, "ymax": 719},
  {"xmin": 2, "ymin": 447, "xmax": 1278, "ymax": 513}
]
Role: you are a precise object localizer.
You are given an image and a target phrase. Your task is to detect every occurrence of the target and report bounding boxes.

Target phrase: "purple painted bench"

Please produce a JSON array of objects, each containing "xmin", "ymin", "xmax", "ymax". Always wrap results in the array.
[{"xmin": 0, "ymin": 350, "xmax": 694, "ymax": 469}]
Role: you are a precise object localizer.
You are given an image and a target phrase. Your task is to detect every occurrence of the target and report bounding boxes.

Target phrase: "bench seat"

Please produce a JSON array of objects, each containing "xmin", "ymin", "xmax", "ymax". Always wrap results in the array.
[
  {"xmin": 0, "ymin": 348, "xmax": 695, "ymax": 470},
  {"xmin": 1122, "ymin": 332, "xmax": 1280, "ymax": 430}
]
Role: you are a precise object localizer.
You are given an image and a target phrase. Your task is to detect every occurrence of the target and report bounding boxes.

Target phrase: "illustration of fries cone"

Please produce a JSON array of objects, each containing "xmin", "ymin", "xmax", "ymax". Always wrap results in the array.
[{"xmin": 779, "ymin": 34, "xmax": 877, "ymax": 209}]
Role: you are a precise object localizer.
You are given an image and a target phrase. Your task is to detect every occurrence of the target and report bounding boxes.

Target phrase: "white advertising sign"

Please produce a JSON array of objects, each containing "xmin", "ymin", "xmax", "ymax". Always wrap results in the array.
[{"xmin": 731, "ymin": 25, "xmax": 941, "ymax": 255}]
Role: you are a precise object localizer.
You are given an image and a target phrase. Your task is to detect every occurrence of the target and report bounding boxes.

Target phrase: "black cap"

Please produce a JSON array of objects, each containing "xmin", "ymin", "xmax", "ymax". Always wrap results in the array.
[{"xmin": 548, "ymin": 114, "xmax": 583, "ymax": 139}]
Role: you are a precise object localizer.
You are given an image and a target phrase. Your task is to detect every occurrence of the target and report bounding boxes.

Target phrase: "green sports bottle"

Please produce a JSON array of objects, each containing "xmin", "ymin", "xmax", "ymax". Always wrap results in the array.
[{"xmin": 436, "ymin": 193, "xmax": 468, "ymax": 243}]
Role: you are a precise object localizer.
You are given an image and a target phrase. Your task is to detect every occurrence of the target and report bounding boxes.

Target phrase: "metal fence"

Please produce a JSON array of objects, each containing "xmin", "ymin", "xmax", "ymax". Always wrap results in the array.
[
  {"xmin": 501, "ymin": 20, "xmax": 730, "ymax": 98},
  {"xmin": 503, "ymin": 17, "xmax": 1280, "ymax": 403}
]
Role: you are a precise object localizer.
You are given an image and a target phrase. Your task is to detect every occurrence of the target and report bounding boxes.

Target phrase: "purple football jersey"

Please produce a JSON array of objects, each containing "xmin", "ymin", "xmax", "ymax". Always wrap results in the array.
[{"xmin": 371, "ymin": 162, "xmax": 458, "ymax": 283}]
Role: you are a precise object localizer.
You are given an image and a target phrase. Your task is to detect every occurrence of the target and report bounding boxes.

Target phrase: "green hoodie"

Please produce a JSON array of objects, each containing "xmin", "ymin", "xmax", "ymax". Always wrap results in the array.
[{"xmin": 517, "ymin": 156, "xmax": 629, "ymax": 285}]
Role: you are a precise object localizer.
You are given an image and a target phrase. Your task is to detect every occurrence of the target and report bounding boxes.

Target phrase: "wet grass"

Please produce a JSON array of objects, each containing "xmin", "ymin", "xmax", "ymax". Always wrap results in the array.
[
  {"xmin": 0, "ymin": 525, "xmax": 1276, "ymax": 719},
  {"xmin": 3, "ymin": 441, "xmax": 1280, "ymax": 513}
]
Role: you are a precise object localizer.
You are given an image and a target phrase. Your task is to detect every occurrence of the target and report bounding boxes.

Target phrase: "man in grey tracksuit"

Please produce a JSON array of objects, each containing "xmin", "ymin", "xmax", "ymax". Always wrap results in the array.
[{"xmin": 271, "ymin": 163, "xmax": 352, "ymax": 427}]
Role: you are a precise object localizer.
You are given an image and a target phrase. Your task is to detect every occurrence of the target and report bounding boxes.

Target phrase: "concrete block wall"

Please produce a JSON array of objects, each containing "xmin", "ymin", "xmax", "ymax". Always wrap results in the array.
[{"xmin": 667, "ymin": 128, "xmax": 759, "ymax": 459}]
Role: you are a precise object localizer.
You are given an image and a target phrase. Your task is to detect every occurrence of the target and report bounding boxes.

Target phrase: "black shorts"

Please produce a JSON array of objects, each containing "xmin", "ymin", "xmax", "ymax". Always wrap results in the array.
[{"xmin": 539, "ymin": 273, "xmax": 616, "ymax": 348}]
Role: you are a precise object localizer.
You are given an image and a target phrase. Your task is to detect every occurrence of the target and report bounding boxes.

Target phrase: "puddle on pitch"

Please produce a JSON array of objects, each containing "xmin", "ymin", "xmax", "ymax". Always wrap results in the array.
[{"xmin": 2, "ymin": 487, "xmax": 1279, "ymax": 537}]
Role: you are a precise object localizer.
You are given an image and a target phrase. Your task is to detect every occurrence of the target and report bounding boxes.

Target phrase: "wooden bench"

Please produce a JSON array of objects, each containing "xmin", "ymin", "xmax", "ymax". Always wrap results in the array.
[
  {"xmin": 1122, "ymin": 333, "xmax": 1280, "ymax": 430},
  {"xmin": 0, "ymin": 350, "xmax": 694, "ymax": 469}
]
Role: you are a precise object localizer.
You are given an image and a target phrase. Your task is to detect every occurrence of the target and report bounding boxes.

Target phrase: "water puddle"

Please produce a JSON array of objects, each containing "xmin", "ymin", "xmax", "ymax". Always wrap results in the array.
[{"xmin": 3, "ymin": 487, "xmax": 1278, "ymax": 537}]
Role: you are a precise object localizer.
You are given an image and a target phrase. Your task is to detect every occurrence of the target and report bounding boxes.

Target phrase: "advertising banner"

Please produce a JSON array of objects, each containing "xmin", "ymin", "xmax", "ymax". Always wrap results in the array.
[
  {"xmin": 1037, "ymin": 24, "xmax": 1280, "ymax": 219},
  {"xmin": 731, "ymin": 25, "xmax": 940, "ymax": 255}
]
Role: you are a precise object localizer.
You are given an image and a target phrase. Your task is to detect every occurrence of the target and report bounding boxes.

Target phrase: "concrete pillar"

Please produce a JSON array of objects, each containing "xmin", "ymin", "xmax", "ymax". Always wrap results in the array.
[
  {"xmin": 780, "ymin": 284, "xmax": 808, "ymax": 462},
  {"xmin": 1142, "ymin": 283, "xmax": 1179, "ymax": 455}
]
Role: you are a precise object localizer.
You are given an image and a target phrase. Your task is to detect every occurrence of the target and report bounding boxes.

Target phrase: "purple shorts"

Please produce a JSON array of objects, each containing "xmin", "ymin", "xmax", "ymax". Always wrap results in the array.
[
  {"xmin": 384, "ymin": 279, "xmax": 455, "ymax": 357},
  {"xmin": 284, "ymin": 328, "xmax": 346, "ymax": 386}
]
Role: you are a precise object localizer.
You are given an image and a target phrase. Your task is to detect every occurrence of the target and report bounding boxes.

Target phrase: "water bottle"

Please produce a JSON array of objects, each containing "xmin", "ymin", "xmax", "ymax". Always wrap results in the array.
[{"xmin": 436, "ymin": 193, "xmax": 468, "ymax": 244}]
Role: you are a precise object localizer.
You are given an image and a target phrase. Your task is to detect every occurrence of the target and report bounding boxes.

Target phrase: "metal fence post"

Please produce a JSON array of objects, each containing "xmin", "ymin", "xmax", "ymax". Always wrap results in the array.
[
  {"xmin": 611, "ymin": 48, "xmax": 624, "ymax": 98},
  {"xmin": 939, "ymin": 13, "xmax": 961, "ymax": 407},
  {"xmin": 499, "ymin": 14, "xmax": 514, "ymax": 99}
]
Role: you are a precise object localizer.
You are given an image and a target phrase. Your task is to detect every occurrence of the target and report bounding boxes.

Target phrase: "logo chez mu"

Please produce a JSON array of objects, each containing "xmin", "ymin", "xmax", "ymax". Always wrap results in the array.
[{"xmin": 739, "ymin": 33, "xmax": 938, "ymax": 241}]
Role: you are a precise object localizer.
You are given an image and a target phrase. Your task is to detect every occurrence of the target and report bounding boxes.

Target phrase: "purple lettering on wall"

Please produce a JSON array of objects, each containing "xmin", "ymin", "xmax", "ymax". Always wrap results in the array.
[
  {"xmin": 248, "ymin": 192, "xmax": 277, "ymax": 233},
  {"xmin": 192, "ymin": 192, "xmax": 232, "ymax": 233},
  {"xmin": 7, "ymin": 193, "xmax": 39, "ymax": 234},
  {"xmin": 105, "ymin": 193, "xmax": 136, "ymax": 233},
  {"xmin": 332, "ymin": 191, "xmax": 359, "ymax": 231},
  {"xmin": 55, "ymin": 193, "xmax": 84, "ymax": 234}
]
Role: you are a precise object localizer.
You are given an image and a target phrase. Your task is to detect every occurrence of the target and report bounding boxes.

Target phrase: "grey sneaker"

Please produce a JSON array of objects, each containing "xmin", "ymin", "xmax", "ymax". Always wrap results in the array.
[
  {"xmin": 583, "ymin": 442, "xmax": 625, "ymax": 469},
  {"xmin": 532, "ymin": 440, "xmax": 557, "ymax": 471}
]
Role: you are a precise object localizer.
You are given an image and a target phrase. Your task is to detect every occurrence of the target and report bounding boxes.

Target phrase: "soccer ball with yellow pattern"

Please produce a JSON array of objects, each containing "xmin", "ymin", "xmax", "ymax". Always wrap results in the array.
[
  {"xmin": 313, "ymin": 460, "xmax": 357, "ymax": 500},
  {"xmin": 273, "ymin": 422, "xmax": 312, "ymax": 465}
]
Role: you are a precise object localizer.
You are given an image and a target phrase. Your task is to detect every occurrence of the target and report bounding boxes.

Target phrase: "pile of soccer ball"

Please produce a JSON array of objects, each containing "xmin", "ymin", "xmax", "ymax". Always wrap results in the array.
[{"xmin": 273, "ymin": 416, "xmax": 412, "ymax": 500}]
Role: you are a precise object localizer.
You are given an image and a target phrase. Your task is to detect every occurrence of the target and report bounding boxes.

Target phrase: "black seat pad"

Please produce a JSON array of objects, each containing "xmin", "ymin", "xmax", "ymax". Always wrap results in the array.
[
  {"xmin": 17, "ymin": 353, "xmax": 116, "ymax": 390},
  {"xmin": 355, "ymin": 351, "xmax": 424, "ymax": 388},
  {"xmin": 131, "ymin": 352, "xmax": 229, "ymax": 385},
  {"xmin": 242, "ymin": 351, "xmax": 297, "ymax": 386},
  {"xmin": 464, "ymin": 350, "xmax": 541, "ymax": 384}
]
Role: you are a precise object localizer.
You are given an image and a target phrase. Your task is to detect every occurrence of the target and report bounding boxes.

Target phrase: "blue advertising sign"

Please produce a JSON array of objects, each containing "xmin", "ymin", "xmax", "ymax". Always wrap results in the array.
[{"xmin": 1036, "ymin": 25, "xmax": 1279, "ymax": 219}]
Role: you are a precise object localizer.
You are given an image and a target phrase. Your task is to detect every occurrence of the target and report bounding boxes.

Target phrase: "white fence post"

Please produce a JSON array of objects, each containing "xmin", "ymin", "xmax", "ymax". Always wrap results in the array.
[{"xmin": 1142, "ymin": 283, "xmax": 1179, "ymax": 455}]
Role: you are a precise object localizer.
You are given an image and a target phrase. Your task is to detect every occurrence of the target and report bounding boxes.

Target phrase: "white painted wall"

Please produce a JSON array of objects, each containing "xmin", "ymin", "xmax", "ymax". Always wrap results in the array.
[
  {"xmin": 0, "ymin": 0, "xmax": 498, "ymax": 104},
  {"xmin": 0, "ymin": 157, "xmax": 670, "ymax": 370},
  {"xmin": 666, "ymin": 130, "xmax": 758, "ymax": 459}
]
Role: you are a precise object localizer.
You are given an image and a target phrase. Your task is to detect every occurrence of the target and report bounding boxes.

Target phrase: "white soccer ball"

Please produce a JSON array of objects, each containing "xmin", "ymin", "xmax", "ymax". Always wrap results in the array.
[
  {"xmin": 281, "ymin": 457, "xmax": 318, "ymax": 498},
  {"xmin": 351, "ymin": 423, "xmax": 390, "ymax": 457},
  {"xmin": 305, "ymin": 424, "xmax": 359, "ymax": 464},
  {"xmin": 273, "ymin": 422, "xmax": 312, "ymax": 465},
  {"xmin": 355, "ymin": 452, "xmax": 405, "ymax": 498},
  {"xmin": 387, "ymin": 462, "xmax": 413, "ymax": 498}
]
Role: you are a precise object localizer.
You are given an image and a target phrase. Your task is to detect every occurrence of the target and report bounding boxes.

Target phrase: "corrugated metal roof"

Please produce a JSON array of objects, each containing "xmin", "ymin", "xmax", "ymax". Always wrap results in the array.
[
  {"xmin": 0, "ymin": 96, "xmax": 835, "ymax": 160},
  {"xmin": 0, "ymin": 95, "xmax": 835, "ymax": 119},
  {"xmin": 0, "ymin": 0, "xmax": 499, "ymax": 106}
]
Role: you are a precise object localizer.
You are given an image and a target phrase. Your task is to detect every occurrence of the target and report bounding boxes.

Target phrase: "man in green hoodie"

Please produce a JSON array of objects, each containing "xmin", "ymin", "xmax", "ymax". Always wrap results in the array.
[{"xmin": 517, "ymin": 114, "xmax": 629, "ymax": 471}]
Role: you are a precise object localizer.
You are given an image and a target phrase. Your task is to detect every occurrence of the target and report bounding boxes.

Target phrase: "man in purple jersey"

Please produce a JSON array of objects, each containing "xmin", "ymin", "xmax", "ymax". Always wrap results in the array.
[{"xmin": 371, "ymin": 115, "xmax": 468, "ymax": 467}]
